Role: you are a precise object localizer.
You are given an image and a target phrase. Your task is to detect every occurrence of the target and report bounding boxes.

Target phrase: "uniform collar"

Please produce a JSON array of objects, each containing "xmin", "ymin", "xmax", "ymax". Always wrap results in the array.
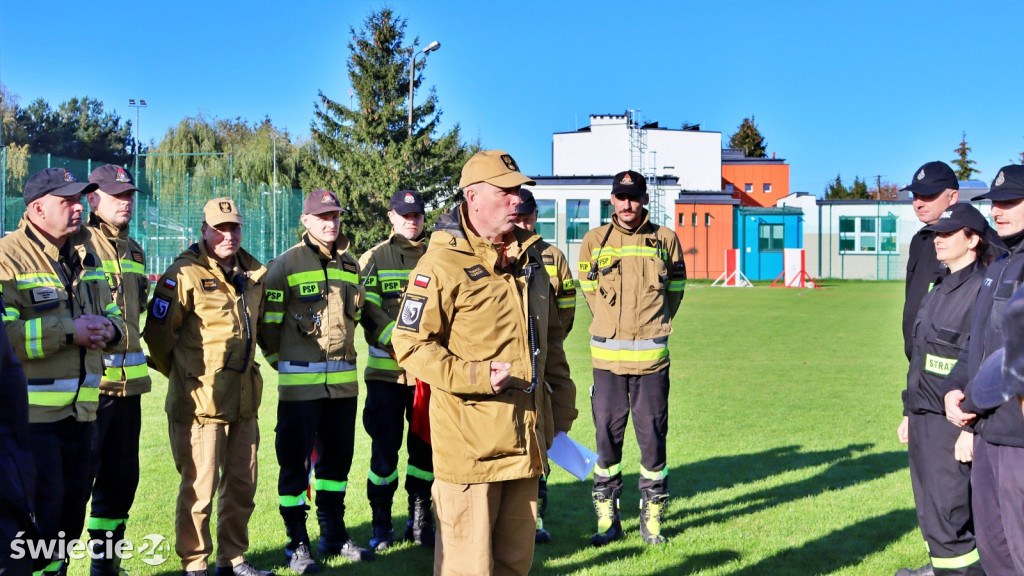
[
  {"xmin": 934, "ymin": 259, "xmax": 980, "ymax": 292},
  {"xmin": 87, "ymin": 211, "xmax": 128, "ymax": 241},
  {"xmin": 611, "ymin": 209, "xmax": 652, "ymax": 235}
]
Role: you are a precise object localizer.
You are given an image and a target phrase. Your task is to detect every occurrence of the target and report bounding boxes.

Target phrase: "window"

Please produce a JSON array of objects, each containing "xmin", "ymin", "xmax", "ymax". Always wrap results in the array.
[
  {"xmin": 725, "ymin": 183, "xmax": 735, "ymax": 193},
  {"xmin": 566, "ymin": 200, "xmax": 590, "ymax": 243},
  {"xmin": 705, "ymin": 213, "xmax": 712, "ymax": 227},
  {"xmin": 744, "ymin": 183, "xmax": 753, "ymax": 194},
  {"xmin": 759, "ymin": 223, "xmax": 784, "ymax": 252},
  {"xmin": 763, "ymin": 183, "xmax": 772, "ymax": 194},
  {"xmin": 692, "ymin": 213, "xmax": 697, "ymax": 227},
  {"xmin": 839, "ymin": 216, "xmax": 898, "ymax": 253},
  {"xmin": 599, "ymin": 200, "xmax": 613, "ymax": 224},
  {"xmin": 536, "ymin": 199, "xmax": 556, "ymax": 242},
  {"xmin": 678, "ymin": 212, "xmax": 686, "ymax": 227}
]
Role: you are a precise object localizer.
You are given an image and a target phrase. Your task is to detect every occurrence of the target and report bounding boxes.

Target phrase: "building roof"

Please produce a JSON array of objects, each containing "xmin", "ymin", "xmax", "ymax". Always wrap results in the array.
[
  {"xmin": 721, "ymin": 148, "xmax": 787, "ymax": 164},
  {"xmin": 675, "ymin": 190, "xmax": 740, "ymax": 205},
  {"xmin": 736, "ymin": 206, "xmax": 804, "ymax": 216},
  {"xmin": 532, "ymin": 175, "xmax": 681, "ymax": 186}
]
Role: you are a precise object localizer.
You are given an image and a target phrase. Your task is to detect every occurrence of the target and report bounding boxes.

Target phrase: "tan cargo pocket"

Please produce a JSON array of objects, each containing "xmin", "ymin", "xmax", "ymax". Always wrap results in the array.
[{"xmin": 459, "ymin": 395, "xmax": 526, "ymax": 461}]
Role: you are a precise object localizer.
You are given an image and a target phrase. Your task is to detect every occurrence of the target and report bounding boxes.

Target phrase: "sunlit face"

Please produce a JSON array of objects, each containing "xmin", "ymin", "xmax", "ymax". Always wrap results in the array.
[
  {"xmin": 202, "ymin": 222, "xmax": 242, "ymax": 264},
  {"xmin": 87, "ymin": 189, "xmax": 136, "ymax": 229},
  {"xmin": 611, "ymin": 192, "xmax": 648, "ymax": 229},
  {"xmin": 30, "ymin": 193, "xmax": 84, "ymax": 241},
  {"xmin": 515, "ymin": 210, "xmax": 538, "ymax": 233},
  {"xmin": 465, "ymin": 182, "xmax": 521, "ymax": 242},
  {"xmin": 990, "ymin": 198, "xmax": 1024, "ymax": 238},
  {"xmin": 934, "ymin": 228, "xmax": 979, "ymax": 272},
  {"xmin": 388, "ymin": 210, "xmax": 424, "ymax": 240},
  {"xmin": 913, "ymin": 189, "xmax": 958, "ymax": 225},
  {"xmin": 300, "ymin": 211, "xmax": 341, "ymax": 247}
]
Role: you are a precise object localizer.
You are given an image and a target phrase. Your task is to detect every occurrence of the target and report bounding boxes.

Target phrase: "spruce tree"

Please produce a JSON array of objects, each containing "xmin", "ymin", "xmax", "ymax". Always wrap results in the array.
[
  {"xmin": 728, "ymin": 116, "xmax": 767, "ymax": 158},
  {"xmin": 951, "ymin": 132, "xmax": 980, "ymax": 181},
  {"xmin": 302, "ymin": 9, "xmax": 474, "ymax": 250}
]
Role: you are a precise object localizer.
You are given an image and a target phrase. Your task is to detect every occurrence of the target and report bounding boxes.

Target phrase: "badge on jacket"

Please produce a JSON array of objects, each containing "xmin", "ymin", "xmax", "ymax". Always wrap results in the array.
[
  {"xmin": 396, "ymin": 294, "xmax": 427, "ymax": 332},
  {"xmin": 152, "ymin": 296, "xmax": 170, "ymax": 320},
  {"xmin": 201, "ymin": 278, "xmax": 219, "ymax": 291}
]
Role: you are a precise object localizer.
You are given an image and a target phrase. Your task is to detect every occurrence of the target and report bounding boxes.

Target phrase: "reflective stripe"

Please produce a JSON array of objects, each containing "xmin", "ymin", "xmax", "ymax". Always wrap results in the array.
[
  {"xmin": 354, "ymin": 308, "xmax": 362, "ymax": 322},
  {"xmin": 101, "ymin": 259, "xmax": 146, "ymax": 276},
  {"xmin": 367, "ymin": 346, "xmax": 400, "ymax": 371},
  {"xmin": 15, "ymin": 272, "xmax": 61, "ymax": 289},
  {"xmin": 88, "ymin": 517, "xmax": 126, "ymax": 531},
  {"xmin": 278, "ymin": 360, "xmax": 357, "ymax": 386},
  {"xmin": 105, "ymin": 364, "xmax": 149, "ymax": 381},
  {"xmin": 590, "ymin": 337, "xmax": 669, "ymax": 363},
  {"xmin": 407, "ymin": 465, "xmax": 434, "ymax": 482},
  {"xmin": 287, "ymin": 268, "xmax": 358, "ymax": 286},
  {"xmin": 580, "ymin": 280, "xmax": 598, "ymax": 292},
  {"xmin": 27, "ymin": 374, "xmax": 100, "ymax": 406},
  {"xmin": 103, "ymin": 351, "xmax": 147, "ymax": 368},
  {"xmin": 667, "ymin": 280, "xmax": 686, "ymax": 292},
  {"xmin": 544, "ymin": 264, "xmax": 558, "ymax": 277},
  {"xmin": 931, "ymin": 548, "xmax": 980, "ymax": 569},
  {"xmin": 104, "ymin": 302, "xmax": 122, "ymax": 317},
  {"xmin": 280, "ymin": 494, "xmax": 306, "ymax": 507},
  {"xmin": 262, "ymin": 311, "xmax": 284, "ymax": 324},
  {"xmin": 592, "ymin": 245, "xmax": 668, "ymax": 260},
  {"xmin": 368, "ymin": 469, "xmax": 399, "ymax": 486},
  {"xmin": 639, "ymin": 465, "xmax": 668, "ymax": 481},
  {"xmin": 594, "ymin": 462, "xmax": 622, "ymax": 478},
  {"xmin": 365, "ymin": 292, "xmax": 383, "ymax": 307},
  {"xmin": 557, "ymin": 296, "xmax": 576, "ymax": 309},
  {"xmin": 2, "ymin": 306, "xmax": 19, "ymax": 322},
  {"xmin": 103, "ymin": 352, "xmax": 148, "ymax": 381},
  {"xmin": 925, "ymin": 354, "xmax": 957, "ymax": 376},
  {"xmin": 26, "ymin": 318, "xmax": 43, "ymax": 359},
  {"xmin": 82, "ymin": 270, "xmax": 107, "ymax": 283},
  {"xmin": 315, "ymin": 479, "xmax": 347, "ymax": 492},
  {"xmin": 265, "ymin": 353, "xmax": 279, "ymax": 365},
  {"xmin": 379, "ymin": 321, "xmax": 395, "ymax": 346}
]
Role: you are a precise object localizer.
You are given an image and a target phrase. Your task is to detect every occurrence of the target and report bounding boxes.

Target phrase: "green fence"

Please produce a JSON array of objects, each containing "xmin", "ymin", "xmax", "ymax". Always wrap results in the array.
[{"xmin": 2, "ymin": 150, "xmax": 307, "ymax": 277}]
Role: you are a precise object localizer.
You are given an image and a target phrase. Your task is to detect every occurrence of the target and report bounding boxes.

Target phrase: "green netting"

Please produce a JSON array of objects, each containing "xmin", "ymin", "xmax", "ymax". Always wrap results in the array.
[{"xmin": 2, "ymin": 151, "xmax": 306, "ymax": 275}]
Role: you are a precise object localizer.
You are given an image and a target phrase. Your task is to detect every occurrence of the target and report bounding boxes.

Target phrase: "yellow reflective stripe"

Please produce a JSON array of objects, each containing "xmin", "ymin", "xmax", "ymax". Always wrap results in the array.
[
  {"xmin": 594, "ymin": 462, "xmax": 622, "ymax": 478},
  {"xmin": 667, "ymin": 280, "xmax": 686, "ymax": 291},
  {"xmin": 279, "ymin": 370, "xmax": 357, "ymax": 386},
  {"xmin": 544, "ymin": 264, "xmax": 558, "ymax": 277},
  {"xmin": 407, "ymin": 465, "xmax": 434, "ymax": 482},
  {"xmin": 366, "ymin": 355, "xmax": 401, "ymax": 371},
  {"xmin": 925, "ymin": 354, "xmax": 957, "ymax": 376},
  {"xmin": 377, "ymin": 270, "xmax": 410, "ymax": 280},
  {"xmin": 2, "ymin": 306, "xmax": 19, "ymax": 322},
  {"xmin": 265, "ymin": 353, "xmax": 279, "ymax": 365},
  {"xmin": 27, "ymin": 391, "xmax": 76, "ymax": 406},
  {"xmin": 26, "ymin": 318, "xmax": 43, "ymax": 359},
  {"xmin": 592, "ymin": 245, "xmax": 668, "ymax": 260},
  {"xmin": 104, "ymin": 302, "xmax": 122, "ymax": 317},
  {"xmin": 280, "ymin": 494, "xmax": 306, "ymax": 507},
  {"xmin": 365, "ymin": 292, "xmax": 383, "ymax": 306},
  {"xmin": 379, "ymin": 321, "xmax": 395, "ymax": 346},
  {"xmin": 120, "ymin": 260, "xmax": 145, "ymax": 275},
  {"xmin": 931, "ymin": 548, "xmax": 980, "ymax": 569},
  {"xmin": 105, "ymin": 364, "xmax": 149, "ymax": 381},
  {"xmin": 82, "ymin": 270, "xmax": 106, "ymax": 282},
  {"xmin": 315, "ymin": 479, "xmax": 347, "ymax": 492},
  {"xmin": 368, "ymin": 469, "xmax": 399, "ymax": 486},
  {"xmin": 580, "ymin": 280, "xmax": 598, "ymax": 292},
  {"xmin": 590, "ymin": 345, "xmax": 668, "ymax": 362},
  {"xmin": 640, "ymin": 466, "xmax": 669, "ymax": 481},
  {"xmin": 15, "ymin": 272, "xmax": 61, "ymax": 289},
  {"xmin": 557, "ymin": 296, "xmax": 576, "ymax": 309},
  {"xmin": 287, "ymin": 268, "xmax": 358, "ymax": 286},
  {"xmin": 78, "ymin": 387, "xmax": 100, "ymax": 403},
  {"xmin": 262, "ymin": 311, "xmax": 284, "ymax": 324}
]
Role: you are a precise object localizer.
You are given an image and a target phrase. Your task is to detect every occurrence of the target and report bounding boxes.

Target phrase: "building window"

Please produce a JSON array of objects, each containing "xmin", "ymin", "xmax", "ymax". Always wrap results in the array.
[
  {"xmin": 839, "ymin": 216, "xmax": 898, "ymax": 253},
  {"xmin": 705, "ymin": 213, "xmax": 712, "ymax": 227},
  {"xmin": 536, "ymin": 199, "xmax": 556, "ymax": 242},
  {"xmin": 763, "ymin": 183, "xmax": 772, "ymax": 194},
  {"xmin": 725, "ymin": 183, "xmax": 735, "ymax": 193},
  {"xmin": 599, "ymin": 200, "xmax": 613, "ymax": 224},
  {"xmin": 759, "ymin": 223, "xmax": 784, "ymax": 252},
  {"xmin": 692, "ymin": 213, "xmax": 697, "ymax": 227},
  {"xmin": 678, "ymin": 212, "xmax": 685, "ymax": 227},
  {"xmin": 744, "ymin": 183, "xmax": 753, "ymax": 194},
  {"xmin": 566, "ymin": 200, "xmax": 590, "ymax": 243}
]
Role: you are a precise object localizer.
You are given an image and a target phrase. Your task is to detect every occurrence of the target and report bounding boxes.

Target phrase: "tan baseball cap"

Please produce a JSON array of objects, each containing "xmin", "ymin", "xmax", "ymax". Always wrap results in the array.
[
  {"xmin": 203, "ymin": 197, "xmax": 244, "ymax": 227},
  {"xmin": 459, "ymin": 150, "xmax": 536, "ymax": 189}
]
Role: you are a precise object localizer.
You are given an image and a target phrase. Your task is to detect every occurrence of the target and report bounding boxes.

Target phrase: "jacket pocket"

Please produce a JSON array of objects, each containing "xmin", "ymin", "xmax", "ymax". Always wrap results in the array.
[{"xmin": 459, "ymin": 395, "xmax": 526, "ymax": 461}]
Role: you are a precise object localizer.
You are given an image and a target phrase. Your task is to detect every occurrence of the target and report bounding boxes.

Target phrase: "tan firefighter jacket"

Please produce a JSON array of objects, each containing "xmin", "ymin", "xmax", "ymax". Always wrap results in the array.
[
  {"xmin": 536, "ymin": 239, "xmax": 576, "ymax": 334},
  {"xmin": 258, "ymin": 233, "xmax": 365, "ymax": 401}
]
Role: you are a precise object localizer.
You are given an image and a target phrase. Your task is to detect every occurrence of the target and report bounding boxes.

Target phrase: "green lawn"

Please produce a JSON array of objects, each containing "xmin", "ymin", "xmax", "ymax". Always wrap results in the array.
[{"xmin": 76, "ymin": 280, "xmax": 921, "ymax": 576}]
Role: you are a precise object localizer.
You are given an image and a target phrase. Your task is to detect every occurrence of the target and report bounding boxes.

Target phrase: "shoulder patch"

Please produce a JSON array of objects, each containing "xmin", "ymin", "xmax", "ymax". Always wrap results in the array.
[
  {"xmin": 152, "ymin": 296, "xmax": 171, "ymax": 320},
  {"xmin": 413, "ymin": 274, "xmax": 430, "ymax": 289},
  {"xmin": 163, "ymin": 277, "xmax": 177, "ymax": 290},
  {"xmin": 464, "ymin": 265, "xmax": 490, "ymax": 281},
  {"xmin": 266, "ymin": 289, "xmax": 284, "ymax": 303},
  {"xmin": 562, "ymin": 278, "xmax": 576, "ymax": 291},
  {"xmin": 201, "ymin": 278, "xmax": 219, "ymax": 291},
  {"xmin": 579, "ymin": 261, "xmax": 591, "ymax": 273},
  {"xmin": 342, "ymin": 261, "xmax": 358, "ymax": 274},
  {"xmin": 646, "ymin": 238, "xmax": 659, "ymax": 249},
  {"xmin": 396, "ymin": 294, "xmax": 427, "ymax": 333},
  {"xmin": 30, "ymin": 286, "xmax": 60, "ymax": 305},
  {"xmin": 542, "ymin": 254, "xmax": 554, "ymax": 265},
  {"xmin": 132, "ymin": 250, "xmax": 145, "ymax": 264}
]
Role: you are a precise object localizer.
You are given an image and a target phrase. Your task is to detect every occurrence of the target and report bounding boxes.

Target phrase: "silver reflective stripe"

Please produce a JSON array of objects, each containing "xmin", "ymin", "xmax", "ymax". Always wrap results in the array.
[
  {"xmin": 368, "ymin": 346, "xmax": 392, "ymax": 358},
  {"xmin": 278, "ymin": 360, "xmax": 357, "ymax": 373},
  {"xmin": 103, "ymin": 351, "xmax": 147, "ymax": 367},
  {"xmin": 26, "ymin": 373, "xmax": 101, "ymax": 393},
  {"xmin": 589, "ymin": 338, "xmax": 667, "ymax": 351}
]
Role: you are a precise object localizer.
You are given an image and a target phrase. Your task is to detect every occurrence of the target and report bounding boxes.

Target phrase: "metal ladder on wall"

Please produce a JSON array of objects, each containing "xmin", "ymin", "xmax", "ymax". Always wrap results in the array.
[{"xmin": 627, "ymin": 109, "xmax": 666, "ymax": 226}]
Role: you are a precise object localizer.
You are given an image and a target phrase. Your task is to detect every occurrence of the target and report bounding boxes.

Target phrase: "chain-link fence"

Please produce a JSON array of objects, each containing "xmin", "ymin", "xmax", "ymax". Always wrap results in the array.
[{"xmin": 2, "ymin": 150, "xmax": 307, "ymax": 276}]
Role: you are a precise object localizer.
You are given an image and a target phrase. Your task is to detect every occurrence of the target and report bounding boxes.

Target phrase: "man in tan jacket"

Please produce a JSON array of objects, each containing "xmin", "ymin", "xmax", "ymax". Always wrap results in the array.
[
  {"xmin": 144, "ymin": 198, "xmax": 270, "ymax": 576},
  {"xmin": 393, "ymin": 150, "xmax": 577, "ymax": 576}
]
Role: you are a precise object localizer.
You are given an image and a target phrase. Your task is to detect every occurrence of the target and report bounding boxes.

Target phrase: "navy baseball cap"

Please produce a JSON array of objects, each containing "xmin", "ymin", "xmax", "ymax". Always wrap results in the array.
[
  {"xmin": 974, "ymin": 165, "xmax": 1024, "ymax": 202},
  {"xmin": 517, "ymin": 188, "xmax": 538, "ymax": 215},
  {"xmin": 24, "ymin": 168, "xmax": 98, "ymax": 205},
  {"xmin": 973, "ymin": 288, "xmax": 1024, "ymax": 408},
  {"xmin": 303, "ymin": 189, "xmax": 342, "ymax": 216},
  {"xmin": 389, "ymin": 190, "xmax": 424, "ymax": 215},
  {"xmin": 88, "ymin": 165, "xmax": 138, "ymax": 195},
  {"xmin": 612, "ymin": 170, "xmax": 647, "ymax": 197},
  {"xmin": 923, "ymin": 203, "xmax": 989, "ymax": 235},
  {"xmin": 901, "ymin": 161, "xmax": 959, "ymax": 197}
]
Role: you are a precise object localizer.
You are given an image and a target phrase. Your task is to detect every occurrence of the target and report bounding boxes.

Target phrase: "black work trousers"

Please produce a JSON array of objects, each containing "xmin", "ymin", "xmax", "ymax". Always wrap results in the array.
[
  {"xmin": 362, "ymin": 380, "xmax": 433, "ymax": 501},
  {"xmin": 276, "ymin": 397, "xmax": 357, "ymax": 505},
  {"xmin": 972, "ymin": 436, "xmax": 1024, "ymax": 575},
  {"xmin": 0, "ymin": 434, "xmax": 37, "ymax": 576},
  {"xmin": 89, "ymin": 394, "xmax": 142, "ymax": 531}
]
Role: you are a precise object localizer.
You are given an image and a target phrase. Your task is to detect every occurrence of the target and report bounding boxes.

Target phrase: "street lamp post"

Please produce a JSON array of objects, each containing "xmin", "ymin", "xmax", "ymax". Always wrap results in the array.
[
  {"xmin": 407, "ymin": 41, "xmax": 440, "ymax": 138},
  {"xmin": 128, "ymin": 98, "xmax": 148, "ymax": 181}
]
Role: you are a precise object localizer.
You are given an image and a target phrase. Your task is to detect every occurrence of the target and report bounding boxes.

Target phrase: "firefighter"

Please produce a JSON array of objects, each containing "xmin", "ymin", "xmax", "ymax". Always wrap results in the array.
[
  {"xmin": 513, "ymin": 187, "xmax": 576, "ymax": 543},
  {"xmin": 143, "ymin": 198, "xmax": 272, "ymax": 576},
  {"xmin": 392, "ymin": 150, "xmax": 577, "ymax": 576},
  {"xmin": 259, "ymin": 189, "xmax": 373, "ymax": 571},
  {"xmin": 577, "ymin": 170, "xmax": 686, "ymax": 546},
  {"xmin": 0, "ymin": 168, "xmax": 125, "ymax": 575},
  {"xmin": 84, "ymin": 165, "xmax": 151, "ymax": 576},
  {"xmin": 358, "ymin": 190, "xmax": 434, "ymax": 551}
]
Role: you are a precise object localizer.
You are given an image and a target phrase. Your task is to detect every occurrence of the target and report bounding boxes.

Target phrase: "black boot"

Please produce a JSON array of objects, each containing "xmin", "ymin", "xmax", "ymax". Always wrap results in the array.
[
  {"xmin": 535, "ymin": 477, "xmax": 551, "ymax": 544},
  {"xmin": 88, "ymin": 528, "xmax": 125, "ymax": 576},
  {"xmin": 589, "ymin": 489, "xmax": 622, "ymax": 547},
  {"xmin": 639, "ymin": 489, "xmax": 668, "ymax": 545},
  {"xmin": 367, "ymin": 497, "xmax": 394, "ymax": 552},
  {"xmin": 315, "ymin": 491, "xmax": 374, "ymax": 563},
  {"xmin": 280, "ymin": 505, "xmax": 319, "ymax": 574},
  {"xmin": 404, "ymin": 494, "xmax": 435, "ymax": 547}
]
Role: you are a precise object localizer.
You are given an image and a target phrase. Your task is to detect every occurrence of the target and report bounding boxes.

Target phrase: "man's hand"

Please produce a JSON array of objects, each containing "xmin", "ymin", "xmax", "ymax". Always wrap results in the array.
[
  {"xmin": 73, "ymin": 314, "xmax": 115, "ymax": 349},
  {"xmin": 954, "ymin": 430, "xmax": 974, "ymax": 463},
  {"xmin": 897, "ymin": 415, "xmax": 909, "ymax": 444},
  {"xmin": 944, "ymin": 389, "xmax": 977, "ymax": 427},
  {"xmin": 489, "ymin": 361, "xmax": 512, "ymax": 393}
]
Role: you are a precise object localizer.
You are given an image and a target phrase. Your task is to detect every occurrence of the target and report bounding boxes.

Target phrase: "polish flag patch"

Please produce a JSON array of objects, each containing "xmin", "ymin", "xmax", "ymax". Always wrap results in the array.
[
  {"xmin": 163, "ymin": 278, "xmax": 177, "ymax": 289},
  {"xmin": 413, "ymin": 274, "xmax": 430, "ymax": 289}
]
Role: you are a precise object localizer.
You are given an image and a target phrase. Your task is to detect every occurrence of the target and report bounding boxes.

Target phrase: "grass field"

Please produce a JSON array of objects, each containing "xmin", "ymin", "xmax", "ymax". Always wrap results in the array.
[{"xmin": 73, "ymin": 280, "xmax": 923, "ymax": 576}]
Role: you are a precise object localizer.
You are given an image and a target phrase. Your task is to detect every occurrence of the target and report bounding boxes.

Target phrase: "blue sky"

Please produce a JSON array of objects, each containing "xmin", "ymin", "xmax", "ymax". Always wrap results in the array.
[{"xmin": 2, "ymin": 0, "xmax": 1022, "ymax": 195}]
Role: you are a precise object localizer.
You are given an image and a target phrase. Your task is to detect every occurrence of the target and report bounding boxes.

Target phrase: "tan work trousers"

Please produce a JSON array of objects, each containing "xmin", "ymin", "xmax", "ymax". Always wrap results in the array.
[
  {"xmin": 168, "ymin": 417, "xmax": 259, "ymax": 572},
  {"xmin": 432, "ymin": 476, "xmax": 538, "ymax": 576}
]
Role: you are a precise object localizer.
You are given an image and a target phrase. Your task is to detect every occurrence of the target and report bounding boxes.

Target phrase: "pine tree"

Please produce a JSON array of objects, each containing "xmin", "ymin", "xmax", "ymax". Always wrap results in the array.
[
  {"xmin": 952, "ymin": 131, "xmax": 980, "ymax": 181},
  {"xmin": 728, "ymin": 116, "xmax": 767, "ymax": 158},
  {"xmin": 824, "ymin": 174, "xmax": 848, "ymax": 199},
  {"xmin": 301, "ymin": 9, "xmax": 474, "ymax": 250}
]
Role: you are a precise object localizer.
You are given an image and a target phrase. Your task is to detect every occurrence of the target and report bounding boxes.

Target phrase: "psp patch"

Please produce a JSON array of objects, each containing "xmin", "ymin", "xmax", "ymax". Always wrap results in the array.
[
  {"xmin": 152, "ymin": 296, "xmax": 171, "ymax": 320},
  {"xmin": 266, "ymin": 289, "xmax": 284, "ymax": 303},
  {"xmin": 562, "ymin": 278, "xmax": 576, "ymax": 291},
  {"xmin": 396, "ymin": 294, "xmax": 427, "ymax": 333},
  {"xmin": 464, "ymin": 265, "xmax": 490, "ymax": 281},
  {"xmin": 201, "ymin": 278, "xmax": 219, "ymax": 291}
]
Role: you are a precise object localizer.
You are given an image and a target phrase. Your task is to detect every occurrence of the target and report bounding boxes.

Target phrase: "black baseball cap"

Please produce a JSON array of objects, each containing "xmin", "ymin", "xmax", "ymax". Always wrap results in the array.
[
  {"xmin": 88, "ymin": 165, "xmax": 138, "ymax": 195},
  {"xmin": 900, "ymin": 161, "xmax": 959, "ymax": 197},
  {"xmin": 923, "ymin": 203, "xmax": 989, "ymax": 235},
  {"xmin": 24, "ymin": 168, "xmax": 98, "ymax": 205},
  {"xmin": 303, "ymin": 189, "xmax": 342, "ymax": 215},
  {"xmin": 612, "ymin": 170, "xmax": 647, "ymax": 197},
  {"xmin": 974, "ymin": 165, "xmax": 1024, "ymax": 202},
  {"xmin": 973, "ymin": 288, "xmax": 1024, "ymax": 408},
  {"xmin": 389, "ymin": 190, "xmax": 425, "ymax": 215},
  {"xmin": 517, "ymin": 188, "xmax": 537, "ymax": 215}
]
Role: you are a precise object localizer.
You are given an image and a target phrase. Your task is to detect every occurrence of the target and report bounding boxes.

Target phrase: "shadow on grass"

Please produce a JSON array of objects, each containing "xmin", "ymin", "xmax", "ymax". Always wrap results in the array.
[{"xmin": 538, "ymin": 547, "xmax": 741, "ymax": 576}]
